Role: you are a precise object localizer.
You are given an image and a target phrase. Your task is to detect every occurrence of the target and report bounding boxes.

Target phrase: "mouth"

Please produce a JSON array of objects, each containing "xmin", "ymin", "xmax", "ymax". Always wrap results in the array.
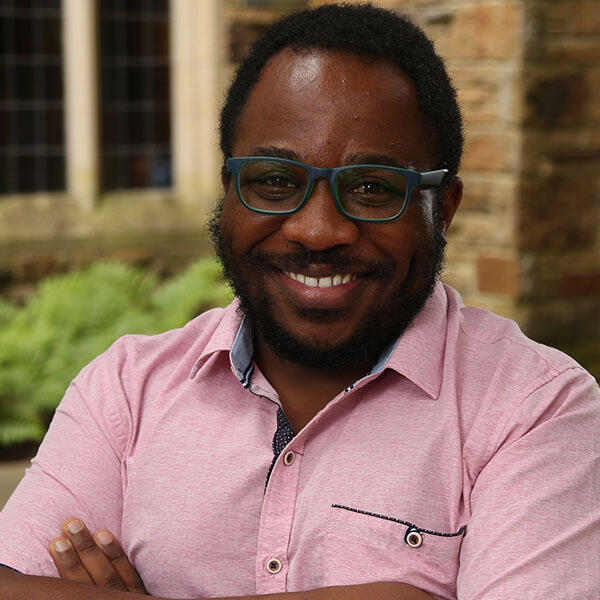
[{"xmin": 283, "ymin": 271, "xmax": 357, "ymax": 288}]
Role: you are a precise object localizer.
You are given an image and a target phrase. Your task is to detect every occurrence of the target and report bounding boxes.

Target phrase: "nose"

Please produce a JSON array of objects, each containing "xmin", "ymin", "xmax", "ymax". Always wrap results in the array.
[{"xmin": 280, "ymin": 178, "xmax": 360, "ymax": 250}]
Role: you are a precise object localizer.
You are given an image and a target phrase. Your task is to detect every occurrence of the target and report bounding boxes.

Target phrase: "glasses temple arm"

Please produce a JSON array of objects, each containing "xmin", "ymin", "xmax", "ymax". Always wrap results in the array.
[{"xmin": 419, "ymin": 169, "xmax": 449, "ymax": 187}]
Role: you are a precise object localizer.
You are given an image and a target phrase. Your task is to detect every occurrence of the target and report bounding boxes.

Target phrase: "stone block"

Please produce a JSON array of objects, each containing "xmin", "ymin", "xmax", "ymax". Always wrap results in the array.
[
  {"xmin": 477, "ymin": 255, "xmax": 521, "ymax": 297},
  {"xmin": 521, "ymin": 130, "xmax": 600, "ymax": 176},
  {"xmin": 459, "ymin": 173, "xmax": 518, "ymax": 214},
  {"xmin": 524, "ymin": 70, "xmax": 590, "ymax": 127},
  {"xmin": 538, "ymin": 0, "xmax": 600, "ymax": 36},
  {"xmin": 447, "ymin": 3, "xmax": 525, "ymax": 60},
  {"xmin": 462, "ymin": 129, "xmax": 521, "ymax": 172},
  {"xmin": 541, "ymin": 39, "xmax": 600, "ymax": 64},
  {"xmin": 518, "ymin": 178, "xmax": 597, "ymax": 250},
  {"xmin": 587, "ymin": 67, "xmax": 600, "ymax": 122},
  {"xmin": 452, "ymin": 66, "xmax": 519, "ymax": 125},
  {"xmin": 559, "ymin": 272, "xmax": 600, "ymax": 297}
]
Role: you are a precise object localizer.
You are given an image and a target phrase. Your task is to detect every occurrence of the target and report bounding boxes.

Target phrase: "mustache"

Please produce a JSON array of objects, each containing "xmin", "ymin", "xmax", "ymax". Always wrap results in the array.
[{"xmin": 249, "ymin": 248, "xmax": 395, "ymax": 279}]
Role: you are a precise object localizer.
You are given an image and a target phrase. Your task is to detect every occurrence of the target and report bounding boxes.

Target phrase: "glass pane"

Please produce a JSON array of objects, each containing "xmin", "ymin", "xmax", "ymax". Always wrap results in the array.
[
  {"xmin": 17, "ymin": 109, "xmax": 36, "ymax": 145},
  {"xmin": 17, "ymin": 155, "xmax": 37, "ymax": 193},
  {"xmin": 99, "ymin": 0, "xmax": 171, "ymax": 191},
  {"xmin": 46, "ymin": 154, "xmax": 65, "ymax": 191},
  {"xmin": 15, "ymin": 63, "xmax": 35, "ymax": 99},
  {"xmin": 43, "ymin": 63, "xmax": 62, "ymax": 100},
  {"xmin": 45, "ymin": 108, "xmax": 63, "ymax": 144},
  {"xmin": 0, "ymin": 155, "xmax": 8, "ymax": 194},
  {"xmin": 0, "ymin": 2, "xmax": 65, "ymax": 193},
  {"xmin": 15, "ymin": 17, "xmax": 34, "ymax": 54}
]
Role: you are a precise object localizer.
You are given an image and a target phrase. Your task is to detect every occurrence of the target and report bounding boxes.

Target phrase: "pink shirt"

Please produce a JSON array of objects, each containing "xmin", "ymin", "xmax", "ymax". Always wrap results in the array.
[{"xmin": 0, "ymin": 283, "xmax": 599, "ymax": 599}]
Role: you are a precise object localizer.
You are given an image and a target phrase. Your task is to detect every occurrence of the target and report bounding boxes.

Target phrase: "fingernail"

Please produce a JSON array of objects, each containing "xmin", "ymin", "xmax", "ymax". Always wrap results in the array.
[
  {"xmin": 96, "ymin": 530, "xmax": 112, "ymax": 546},
  {"xmin": 55, "ymin": 538, "xmax": 71, "ymax": 553},
  {"xmin": 66, "ymin": 519, "xmax": 84, "ymax": 534}
]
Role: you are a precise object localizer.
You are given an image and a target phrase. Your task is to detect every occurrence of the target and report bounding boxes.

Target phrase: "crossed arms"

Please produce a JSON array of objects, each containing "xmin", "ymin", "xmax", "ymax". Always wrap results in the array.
[{"xmin": 0, "ymin": 517, "xmax": 433, "ymax": 600}]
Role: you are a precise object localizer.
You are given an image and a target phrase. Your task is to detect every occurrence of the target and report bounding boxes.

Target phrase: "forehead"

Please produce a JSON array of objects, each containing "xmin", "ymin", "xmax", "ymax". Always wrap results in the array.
[{"xmin": 233, "ymin": 48, "xmax": 430, "ymax": 168}]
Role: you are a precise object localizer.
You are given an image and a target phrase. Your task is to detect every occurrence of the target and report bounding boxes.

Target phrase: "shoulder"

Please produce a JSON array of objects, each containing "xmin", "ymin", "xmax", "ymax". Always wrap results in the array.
[
  {"xmin": 441, "ymin": 286, "xmax": 599, "ymax": 465},
  {"xmin": 72, "ymin": 303, "xmax": 239, "ymax": 396},
  {"xmin": 444, "ymin": 284, "xmax": 593, "ymax": 398}
]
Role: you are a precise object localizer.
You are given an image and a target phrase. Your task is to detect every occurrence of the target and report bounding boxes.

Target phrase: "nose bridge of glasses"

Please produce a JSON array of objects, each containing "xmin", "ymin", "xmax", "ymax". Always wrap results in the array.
[{"xmin": 304, "ymin": 165, "xmax": 339, "ymax": 202}]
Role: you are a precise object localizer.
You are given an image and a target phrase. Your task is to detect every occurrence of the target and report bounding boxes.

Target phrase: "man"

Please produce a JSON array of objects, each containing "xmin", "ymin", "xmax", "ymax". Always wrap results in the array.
[{"xmin": 0, "ymin": 4, "xmax": 599, "ymax": 599}]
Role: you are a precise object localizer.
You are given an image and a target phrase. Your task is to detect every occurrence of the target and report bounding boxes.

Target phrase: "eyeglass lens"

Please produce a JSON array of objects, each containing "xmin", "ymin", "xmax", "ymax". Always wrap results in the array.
[{"xmin": 237, "ymin": 159, "xmax": 409, "ymax": 220}]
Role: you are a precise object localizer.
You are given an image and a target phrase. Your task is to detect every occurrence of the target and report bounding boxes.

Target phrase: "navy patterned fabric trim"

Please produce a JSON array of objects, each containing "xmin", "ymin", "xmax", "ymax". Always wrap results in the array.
[
  {"xmin": 265, "ymin": 406, "xmax": 295, "ymax": 488},
  {"xmin": 332, "ymin": 504, "xmax": 466, "ymax": 537}
]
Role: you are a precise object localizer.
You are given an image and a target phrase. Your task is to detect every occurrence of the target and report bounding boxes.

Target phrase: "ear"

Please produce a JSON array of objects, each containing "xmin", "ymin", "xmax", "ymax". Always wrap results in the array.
[{"xmin": 439, "ymin": 176, "xmax": 462, "ymax": 233}]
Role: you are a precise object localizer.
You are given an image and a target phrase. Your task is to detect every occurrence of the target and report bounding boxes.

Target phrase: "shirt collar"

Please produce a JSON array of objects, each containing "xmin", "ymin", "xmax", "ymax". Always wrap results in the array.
[
  {"xmin": 190, "ymin": 282, "xmax": 448, "ymax": 399},
  {"xmin": 382, "ymin": 281, "xmax": 448, "ymax": 399},
  {"xmin": 189, "ymin": 299, "xmax": 245, "ymax": 379}
]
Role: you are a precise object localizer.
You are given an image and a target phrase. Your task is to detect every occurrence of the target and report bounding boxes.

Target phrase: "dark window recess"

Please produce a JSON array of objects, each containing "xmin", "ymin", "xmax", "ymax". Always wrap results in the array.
[
  {"xmin": 0, "ymin": 0, "xmax": 65, "ymax": 194},
  {"xmin": 99, "ymin": 0, "xmax": 171, "ymax": 191}
]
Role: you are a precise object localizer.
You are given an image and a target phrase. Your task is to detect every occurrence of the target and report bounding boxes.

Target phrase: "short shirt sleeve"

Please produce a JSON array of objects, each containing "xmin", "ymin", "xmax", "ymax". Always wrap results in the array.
[
  {"xmin": 0, "ymin": 349, "xmax": 130, "ymax": 575},
  {"xmin": 457, "ymin": 367, "xmax": 600, "ymax": 598}
]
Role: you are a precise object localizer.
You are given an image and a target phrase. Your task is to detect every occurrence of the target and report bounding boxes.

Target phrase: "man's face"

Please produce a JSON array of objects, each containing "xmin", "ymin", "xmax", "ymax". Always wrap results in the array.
[{"xmin": 213, "ymin": 49, "xmax": 460, "ymax": 370}]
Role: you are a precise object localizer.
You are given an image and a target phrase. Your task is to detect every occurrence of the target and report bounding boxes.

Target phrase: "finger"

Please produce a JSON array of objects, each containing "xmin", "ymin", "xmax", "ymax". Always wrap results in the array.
[
  {"xmin": 49, "ymin": 537, "xmax": 94, "ymax": 584},
  {"xmin": 94, "ymin": 529, "xmax": 147, "ymax": 594},
  {"xmin": 62, "ymin": 518, "xmax": 128, "ymax": 591}
]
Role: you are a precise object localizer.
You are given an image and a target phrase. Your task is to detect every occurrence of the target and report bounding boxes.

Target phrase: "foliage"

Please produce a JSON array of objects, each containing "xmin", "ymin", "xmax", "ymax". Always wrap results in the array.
[{"xmin": 0, "ymin": 257, "xmax": 232, "ymax": 447}]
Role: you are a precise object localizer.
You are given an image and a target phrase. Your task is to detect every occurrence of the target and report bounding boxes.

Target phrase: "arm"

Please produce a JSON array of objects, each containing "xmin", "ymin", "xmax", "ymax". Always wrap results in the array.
[
  {"xmin": 38, "ymin": 518, "xmax": 434, "ymax": 600},
  {"xmin": 0, "ymin": 370, "xmax": 129, "ymax": 575},
  {"xmin": 0, "ymin": 570, "xmax": 433, "ymax": 600},
  {"xmin": 457, "ymin": 369, "xmax": 600, "ymax": 598}
]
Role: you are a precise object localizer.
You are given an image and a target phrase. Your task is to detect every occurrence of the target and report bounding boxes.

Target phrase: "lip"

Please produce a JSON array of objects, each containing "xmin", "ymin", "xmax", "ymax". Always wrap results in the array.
[{"xmin": 275, "ymin": 269, "xmax": 366, "ymax": 309}]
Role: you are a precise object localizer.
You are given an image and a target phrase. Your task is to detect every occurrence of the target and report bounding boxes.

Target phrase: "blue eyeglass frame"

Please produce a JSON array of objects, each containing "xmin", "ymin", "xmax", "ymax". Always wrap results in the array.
[{"xmin": 226, "ymin": 156, "xmax": 448, "ymax": 223}]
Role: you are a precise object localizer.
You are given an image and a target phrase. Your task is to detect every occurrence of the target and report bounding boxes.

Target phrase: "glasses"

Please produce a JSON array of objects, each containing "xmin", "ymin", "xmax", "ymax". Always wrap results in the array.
[{"xmin": 226, "ymin": 156, "xmax": 448, "ymax": 223}]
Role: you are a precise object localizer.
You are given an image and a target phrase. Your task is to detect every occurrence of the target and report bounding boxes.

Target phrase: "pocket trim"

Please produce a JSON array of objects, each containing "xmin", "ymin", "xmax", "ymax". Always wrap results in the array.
[{"xmin": 331, "ymin": 504, "xmax": 466, "ymax": 538}]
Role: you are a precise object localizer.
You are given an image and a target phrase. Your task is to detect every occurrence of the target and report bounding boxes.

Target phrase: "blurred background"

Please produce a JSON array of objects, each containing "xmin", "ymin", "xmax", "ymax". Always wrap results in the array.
[{"xmin": 0, "ymin": 0, "xmax": 599, "ymax": 498}]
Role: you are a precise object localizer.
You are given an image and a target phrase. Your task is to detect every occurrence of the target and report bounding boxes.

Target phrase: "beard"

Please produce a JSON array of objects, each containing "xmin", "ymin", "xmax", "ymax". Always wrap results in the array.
[{"xmin": 209, "ymin": 201, "xmax": 446, "ymax": 372}]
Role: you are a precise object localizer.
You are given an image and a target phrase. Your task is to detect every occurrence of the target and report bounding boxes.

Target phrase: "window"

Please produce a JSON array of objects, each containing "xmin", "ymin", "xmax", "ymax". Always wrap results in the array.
[
  {"xmin": 99, "ymin": 0, "xmax": 171, "ymax": 191},
  {"xmin": 0, "ymin": 0, "xmax": 65, "ymax": 194}
]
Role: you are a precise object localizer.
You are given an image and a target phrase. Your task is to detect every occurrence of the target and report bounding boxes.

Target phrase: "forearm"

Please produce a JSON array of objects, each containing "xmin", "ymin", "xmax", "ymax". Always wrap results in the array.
[
  {"xmin": 0, "ymin": 570, "xmax": 432, "ymax": 600},
  {"xmin": 0, "ymin": 569, "xmax": 140, "ymax": 600}
]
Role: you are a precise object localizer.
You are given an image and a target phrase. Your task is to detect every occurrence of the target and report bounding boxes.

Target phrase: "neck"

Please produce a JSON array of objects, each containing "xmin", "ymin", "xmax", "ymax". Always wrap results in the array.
[{"xmin": 255, "ymin": 336, "xmax": 373, "ymax": 433}]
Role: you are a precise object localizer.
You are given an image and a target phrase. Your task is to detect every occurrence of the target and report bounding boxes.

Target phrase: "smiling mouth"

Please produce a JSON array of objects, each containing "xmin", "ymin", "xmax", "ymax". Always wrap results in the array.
[{"xmin": 283, "ymin": 271, "xmax": 357, "ymax": 288}]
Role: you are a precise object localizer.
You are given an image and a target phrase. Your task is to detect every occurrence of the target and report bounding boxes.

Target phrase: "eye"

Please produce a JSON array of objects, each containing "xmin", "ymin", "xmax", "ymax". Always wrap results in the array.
[
  {"xmin": 350, "ymin": 180, "xmax": 390, "ymax": 196},
  {"xmin": 246, "ymin": 169, "xmax": 303, "ymax": 202},
  {"xmin": 255, "ymin": 173, "xmax": 297, "ymax": 189},
  {"xmin": 344, "ymin": 177, "xmax": 400, "ymax": 205}
]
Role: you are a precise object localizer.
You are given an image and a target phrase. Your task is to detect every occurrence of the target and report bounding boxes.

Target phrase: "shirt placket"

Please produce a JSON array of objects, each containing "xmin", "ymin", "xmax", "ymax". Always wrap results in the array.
[{"xmin": 255, "ymin": 409, "xmax": 304, "ymax": 595}]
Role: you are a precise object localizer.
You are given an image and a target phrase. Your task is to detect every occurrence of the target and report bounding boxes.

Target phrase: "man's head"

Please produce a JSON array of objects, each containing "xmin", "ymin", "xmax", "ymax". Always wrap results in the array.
[
  {"xmin": 211, "ymin": 3, "xmax": 463, "ymax": 372},
  {"xmin": 220, "ymin": 2, "xmax": 463, "ymax": 178}
]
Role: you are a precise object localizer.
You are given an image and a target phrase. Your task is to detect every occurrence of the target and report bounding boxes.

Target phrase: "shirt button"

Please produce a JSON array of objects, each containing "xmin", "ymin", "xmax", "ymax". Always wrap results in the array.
[
  {"xmin": 283, "ymin": 450, "xmax": 295, "ymax": 466},
  {"xmin": 405, "ymin": 529, "xmax": 423, "ymax": 548},
  {"xmin": 266, "ymin": 558, "xmax": 282, "ymax": 574}
]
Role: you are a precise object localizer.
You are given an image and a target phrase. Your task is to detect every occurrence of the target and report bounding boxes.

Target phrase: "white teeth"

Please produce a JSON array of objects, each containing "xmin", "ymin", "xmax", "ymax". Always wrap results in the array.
[{"xmin": 284, "ymin": 272, "xmax": 356, "ymax": 288}]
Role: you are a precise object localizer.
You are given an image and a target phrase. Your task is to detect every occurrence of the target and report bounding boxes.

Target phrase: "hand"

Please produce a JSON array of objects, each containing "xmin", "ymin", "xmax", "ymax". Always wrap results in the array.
[{"xmin": 49, "ymin": 518, "xmax": 148, "ymax": 595}]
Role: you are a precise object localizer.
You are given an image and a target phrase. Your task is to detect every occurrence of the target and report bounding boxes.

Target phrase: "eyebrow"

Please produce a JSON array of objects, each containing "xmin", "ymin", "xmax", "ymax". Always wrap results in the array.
[
  {"xmin": 345, "ymin": 153, "xmax": 416, "ymax": 170},
  {"xmin": 249, "ymin": 146, "xmax": 301, "ymax": 161},
  {"xmin": 247, "ymin": 147, "xmax": 416, "ymax": 170}
]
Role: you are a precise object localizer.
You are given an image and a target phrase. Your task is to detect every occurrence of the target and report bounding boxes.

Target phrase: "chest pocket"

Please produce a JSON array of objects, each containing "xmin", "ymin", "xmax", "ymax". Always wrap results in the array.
[{"xmin": 322, "ymin": 504, "xmax": 465, "ymax": 599}]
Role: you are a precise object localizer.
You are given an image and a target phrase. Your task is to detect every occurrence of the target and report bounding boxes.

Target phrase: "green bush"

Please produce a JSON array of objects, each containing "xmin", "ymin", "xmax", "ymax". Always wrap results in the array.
[{"xmin": 0, "ymin": 257, "xmax": 233, "ymax": 447}]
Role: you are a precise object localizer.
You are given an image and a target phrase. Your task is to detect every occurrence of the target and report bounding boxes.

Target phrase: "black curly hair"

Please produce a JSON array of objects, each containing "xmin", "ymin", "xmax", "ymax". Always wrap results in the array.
[{"xmin": 219, "ymin": 2, "xmax": 463, "ymax": 177}]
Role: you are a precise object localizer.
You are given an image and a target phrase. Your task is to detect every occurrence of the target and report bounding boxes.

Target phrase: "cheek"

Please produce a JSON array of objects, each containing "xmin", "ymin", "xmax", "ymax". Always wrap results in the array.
[{"xmin": 220, "ymin": 195, "xmax": 280, "ymax": 253}]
